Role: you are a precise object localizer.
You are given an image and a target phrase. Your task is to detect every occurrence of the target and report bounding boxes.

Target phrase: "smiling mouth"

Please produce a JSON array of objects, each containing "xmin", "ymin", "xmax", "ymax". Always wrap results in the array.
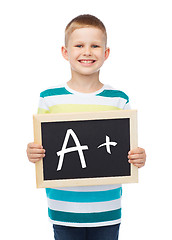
[{"xmin": 78, "ymin": 60, "xmax": 96, "ymax": 64}]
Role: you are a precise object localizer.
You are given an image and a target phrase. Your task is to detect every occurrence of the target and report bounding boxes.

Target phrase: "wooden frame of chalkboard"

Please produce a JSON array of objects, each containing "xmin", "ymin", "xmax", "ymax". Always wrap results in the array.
[{"xmin": 33, "ymin": 110, "xmax": 138, "ymax": 188}]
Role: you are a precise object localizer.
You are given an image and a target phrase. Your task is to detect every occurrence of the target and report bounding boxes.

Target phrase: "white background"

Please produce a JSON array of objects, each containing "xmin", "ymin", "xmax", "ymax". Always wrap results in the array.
[{"xmin": 0, "ymin": 0, "xmax": 172, "ymax": 239}]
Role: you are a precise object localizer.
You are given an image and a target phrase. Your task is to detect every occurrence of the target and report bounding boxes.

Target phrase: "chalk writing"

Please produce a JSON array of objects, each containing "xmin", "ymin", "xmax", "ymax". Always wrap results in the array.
[
  {"xmin": 97, "ymin": 135, "xmax": 117, "ymax": 154},
  {"xmin": 56, "ymin": 129, "xmax": 89, "ymax": 171}
]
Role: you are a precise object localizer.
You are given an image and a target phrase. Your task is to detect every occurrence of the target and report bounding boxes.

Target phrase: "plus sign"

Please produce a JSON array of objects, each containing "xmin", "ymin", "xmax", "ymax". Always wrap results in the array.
[{"xmin": 97, "ymin": 136, "xmax": 117, "ymax": 154}]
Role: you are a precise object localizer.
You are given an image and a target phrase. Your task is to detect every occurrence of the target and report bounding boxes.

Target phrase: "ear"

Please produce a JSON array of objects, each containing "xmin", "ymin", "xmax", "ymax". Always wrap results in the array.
[
  {"xmin": 104, "ymin": 47, "xmax": 110, "ymax": 61},
  {"xmin": 61, "ymin": 46, "xmax": 69, "ymax": 61}
]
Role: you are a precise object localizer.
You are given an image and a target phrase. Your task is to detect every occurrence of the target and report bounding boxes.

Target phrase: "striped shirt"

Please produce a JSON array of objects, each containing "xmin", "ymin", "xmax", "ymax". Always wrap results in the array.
[{"xmin": 38, "ymin": 83, "xmax": 130, "ymax": 227}]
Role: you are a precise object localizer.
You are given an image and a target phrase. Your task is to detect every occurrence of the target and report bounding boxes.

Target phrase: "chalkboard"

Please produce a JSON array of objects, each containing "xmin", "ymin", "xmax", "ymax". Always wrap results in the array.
[{"xmin": 33, "ymin": 110, "xmax": 138, "ymax": 188}]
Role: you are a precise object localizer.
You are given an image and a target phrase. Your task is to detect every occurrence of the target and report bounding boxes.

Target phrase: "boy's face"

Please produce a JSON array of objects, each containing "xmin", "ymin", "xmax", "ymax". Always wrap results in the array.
[{"xmin": 62, "ymin": 27, "xmax": 110, "ymax": 77}]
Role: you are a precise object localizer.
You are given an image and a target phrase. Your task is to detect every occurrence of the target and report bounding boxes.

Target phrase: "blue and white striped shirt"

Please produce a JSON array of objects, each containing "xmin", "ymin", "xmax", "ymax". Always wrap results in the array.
[{"xmin": 38, "ymin": 83, "xmax": 130, "ymax": 227}]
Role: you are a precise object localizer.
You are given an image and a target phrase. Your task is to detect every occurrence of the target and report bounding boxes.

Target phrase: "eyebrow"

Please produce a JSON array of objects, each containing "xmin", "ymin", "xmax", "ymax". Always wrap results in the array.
[{"xmin": 73, "ymin": 40, "xmax": 103, "ymax": 45}]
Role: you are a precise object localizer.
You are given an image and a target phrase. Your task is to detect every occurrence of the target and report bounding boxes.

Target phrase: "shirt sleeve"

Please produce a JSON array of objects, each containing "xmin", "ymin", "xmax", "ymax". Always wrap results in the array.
[
  {"xmin": 37, "ymin": 96, "xmax": 50, "ymax": 114},
  {"xmin": 123, "ymin": 101, "xmax": 131, "ymax": 110}
]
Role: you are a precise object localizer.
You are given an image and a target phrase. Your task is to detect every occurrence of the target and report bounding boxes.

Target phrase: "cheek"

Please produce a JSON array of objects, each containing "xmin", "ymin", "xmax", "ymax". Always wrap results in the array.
[
  {"xmin": 97, "ymin": 54, "xmax": 106, "ymax": 63},
  {"xmin": 69, "ymin": 51, "xmax": 80, "ymax": 62},
  {"xmin": 96, "ymin": 50, "xmax": 106, "ymax": 59}
]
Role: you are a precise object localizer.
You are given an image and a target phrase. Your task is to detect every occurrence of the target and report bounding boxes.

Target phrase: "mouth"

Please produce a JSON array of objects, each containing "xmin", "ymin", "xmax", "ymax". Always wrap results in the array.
[{"xmin": 78, "ymin": 59, "xmax": 96, "ymax": 64}]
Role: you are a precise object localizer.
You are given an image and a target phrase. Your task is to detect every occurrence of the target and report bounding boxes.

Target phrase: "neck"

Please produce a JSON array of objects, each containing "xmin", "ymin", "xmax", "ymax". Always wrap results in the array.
[{"xmin": 68, "ymin": 71, "xmax": 103, "ymax": 93}]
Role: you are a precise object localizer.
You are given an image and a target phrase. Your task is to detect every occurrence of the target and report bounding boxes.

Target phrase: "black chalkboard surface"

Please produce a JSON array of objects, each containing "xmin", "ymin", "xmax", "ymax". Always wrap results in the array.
[{"xmin": 33, "ymin": 110, "xmax": 138, "ymax": 188}]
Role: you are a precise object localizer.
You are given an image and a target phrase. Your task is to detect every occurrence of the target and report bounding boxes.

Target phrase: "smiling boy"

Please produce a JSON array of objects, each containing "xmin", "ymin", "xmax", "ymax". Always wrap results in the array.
[
  {"xmin": 62, "ymin": 27, "xmax": 109, "ymax": 91},
  {"xmin": 27, "ymin": 14, "xmax": 146, "ymax": 240}
]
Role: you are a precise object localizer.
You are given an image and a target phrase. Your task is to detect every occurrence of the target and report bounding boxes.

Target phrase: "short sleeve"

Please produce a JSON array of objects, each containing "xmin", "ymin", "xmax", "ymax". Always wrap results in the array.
[
  {"xmin": 37, "ymin": 96, "xmax": 50, "ymax": 114},
  {"xmin": 123, "ymin": 101, "xmax": 131, "ymax": 110}
]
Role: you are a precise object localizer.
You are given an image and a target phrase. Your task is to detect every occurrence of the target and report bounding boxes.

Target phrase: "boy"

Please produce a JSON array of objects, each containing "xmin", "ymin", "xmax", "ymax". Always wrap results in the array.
[{"xmin": 27, "ymin": 14, "xmax": 146, "ymax": 240}]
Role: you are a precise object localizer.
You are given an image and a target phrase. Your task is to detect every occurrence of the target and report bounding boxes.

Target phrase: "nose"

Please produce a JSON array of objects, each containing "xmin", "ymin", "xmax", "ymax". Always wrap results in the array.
[{"xmin": 83, "ymin": 46, "xmax": 92, "ymax": 56}]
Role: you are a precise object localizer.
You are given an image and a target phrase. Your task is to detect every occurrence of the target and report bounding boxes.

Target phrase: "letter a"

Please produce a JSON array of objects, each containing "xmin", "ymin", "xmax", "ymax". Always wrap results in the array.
[{"xmin": 56, "ymin": 129, "xmax": 88, "ymax": 171}]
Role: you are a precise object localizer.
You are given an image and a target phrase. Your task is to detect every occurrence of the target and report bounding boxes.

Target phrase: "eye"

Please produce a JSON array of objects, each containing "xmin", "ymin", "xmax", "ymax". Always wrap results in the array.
[
  {"xmin": 75, "ymin": 45, "xmax": 83, "ymax": 48},
  {"xmin": 92, "ymin": 45, "xmax": 99, "ymax": 48}
]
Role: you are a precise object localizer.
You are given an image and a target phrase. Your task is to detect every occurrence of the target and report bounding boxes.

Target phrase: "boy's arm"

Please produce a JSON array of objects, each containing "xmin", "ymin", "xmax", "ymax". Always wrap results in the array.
[
  {"xmin": 27, "ymin": 92, "xmax": 49, "ymax": 163},
  {"xmin": 128, "ymin": 147, "xmax": 146, "ymax": 168},
  {"xmin": 122, "ymin": 96, "xmax": 146, "ymax": 168}
]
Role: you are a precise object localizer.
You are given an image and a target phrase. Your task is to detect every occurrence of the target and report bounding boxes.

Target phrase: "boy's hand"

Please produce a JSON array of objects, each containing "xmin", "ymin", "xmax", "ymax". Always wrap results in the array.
[
  {"xmin": 128, "ymin": 147, "xmax": 146, "ymax": 168},
  {"xmin": 26, "ymin": 142, "xmax": 45, "ymax": 163}
]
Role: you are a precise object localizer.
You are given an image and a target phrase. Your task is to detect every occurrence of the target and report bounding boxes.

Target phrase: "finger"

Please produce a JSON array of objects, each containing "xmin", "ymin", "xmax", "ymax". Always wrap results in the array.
[
  {"xmin": 29, "ymin": 158, "xmax": 43, "ymax": 163},
  {"xmin": 128, "ymin": 159, "xmax": 145, "ymax": 166},
  {"xmin": 28, "ymin": 153, "xmax": 45, "ymax": 159},
  {"xmin": 28, "ymin": 153, "xmax": 45, "ymax": 163},
  {"xmin": 28, "ymin": 142, "xmax": 43, "ymax": 149},
  {"xmin": 128, "ymin": 153, "xmax": 144, "ymax": 160},
  {"xmin": 128, "ymin": 158, "xmax": 145, "ymax": 163},
  {"xmin": 133, "ymin": 163, "xmax": 145, "ymax": 168},
  {"xmin": 129, "ymin": 147, "xmax": 145, "ymax": 155},
  {"xmin": 28, "ymin": 148, "xmax": 45, "ymax": 155}
]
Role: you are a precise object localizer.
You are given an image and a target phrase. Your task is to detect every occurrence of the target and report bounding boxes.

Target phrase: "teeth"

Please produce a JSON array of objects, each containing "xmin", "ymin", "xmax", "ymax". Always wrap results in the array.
[{"xmin": 80, "ymin": 60, "xmax": 94, "ymax": 63}]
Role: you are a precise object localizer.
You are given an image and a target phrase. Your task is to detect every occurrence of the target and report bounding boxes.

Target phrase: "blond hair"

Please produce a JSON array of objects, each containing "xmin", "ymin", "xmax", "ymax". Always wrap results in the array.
[{"xmin": 65, "ymin": 14, "xmax": 107, "ymax": 47}]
